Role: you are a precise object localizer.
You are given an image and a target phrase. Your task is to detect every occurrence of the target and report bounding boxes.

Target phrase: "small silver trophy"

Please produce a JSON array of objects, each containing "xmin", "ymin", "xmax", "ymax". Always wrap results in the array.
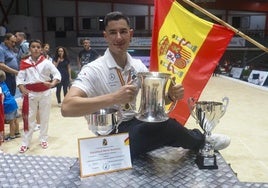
[
  {"xmin": 85, "ymin": 108, "xmax": 122, "ymax": 136},
  {"xmin": 188, "ymin": 97, "xmax": 229, "ymax": 169}
]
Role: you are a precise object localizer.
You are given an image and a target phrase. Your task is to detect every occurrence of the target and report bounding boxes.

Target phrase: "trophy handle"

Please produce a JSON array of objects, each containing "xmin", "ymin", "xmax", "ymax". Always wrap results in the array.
[
  {"xmin": 166, "ymin": 76, "xmax": 177, "ymax": 114},
  {"xmin": 115, "ymin": 119, "xmax": 123, "ymax": 134},
  {"xmin": 220, "ymin": 97, "xmax": 229, "ymax": 118},
  {"xmin": 131, "ymin": 76, "xmax": 141, "ymax": 114},
  {"xmin": 187, "ymin": 97, "xmax": 197, "ymax": 120}
]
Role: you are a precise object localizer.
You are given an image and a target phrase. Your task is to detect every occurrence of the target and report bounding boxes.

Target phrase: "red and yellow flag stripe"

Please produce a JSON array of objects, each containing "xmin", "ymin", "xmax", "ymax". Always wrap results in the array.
[{"xmin": 150, "ymin": 0, "xmax": 234, "ymax": 124}]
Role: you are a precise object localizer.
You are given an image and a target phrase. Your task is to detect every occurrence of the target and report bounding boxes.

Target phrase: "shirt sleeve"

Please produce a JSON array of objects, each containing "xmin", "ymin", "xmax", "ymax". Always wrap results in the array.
[
  {"xmin": 0, "ymin": 49, "xmax": 4, "ymax": 63},
  {"xmin": 16, "ymin": 70, "xmax": 26, "ymax": 86}
]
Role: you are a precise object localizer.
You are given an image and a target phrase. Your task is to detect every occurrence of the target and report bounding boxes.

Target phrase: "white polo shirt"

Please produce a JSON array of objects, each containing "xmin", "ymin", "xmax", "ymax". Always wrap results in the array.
[{"xmin": 73, "ymin": 49, "xmax": 148, "ymax": 121}]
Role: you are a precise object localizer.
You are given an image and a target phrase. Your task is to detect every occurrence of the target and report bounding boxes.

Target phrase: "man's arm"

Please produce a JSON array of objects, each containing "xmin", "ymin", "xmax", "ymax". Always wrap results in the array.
[
  {"xmin": 0, "ymin": 63, "xmax": 18, "ymax": 75},
  {"xmin": 61, "ymin": 84, "xmax": 137, "ymax": 117},
  {"xmin": 77, "ymin": 56, "xmax": 81, "ymax": 70}
]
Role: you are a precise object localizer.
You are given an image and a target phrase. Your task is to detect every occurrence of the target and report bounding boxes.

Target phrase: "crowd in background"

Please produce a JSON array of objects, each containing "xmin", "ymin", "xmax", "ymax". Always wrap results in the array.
[{"xmin": 0, "ymin": 32, "xmax": 100, "ymax": 153}]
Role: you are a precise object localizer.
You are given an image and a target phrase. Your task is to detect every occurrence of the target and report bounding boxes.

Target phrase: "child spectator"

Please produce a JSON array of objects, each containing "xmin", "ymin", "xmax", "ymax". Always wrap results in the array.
[
  {"xmin": 16, "ymin": 39, "xmax": 61, "ymax": 153},
  {"xmin": 0, "ymin": 70, "xmax": 19, "ymax": 141},
  {"xmin": 0, "ymin": 84, "xmax": 4, "ymax": 152}
]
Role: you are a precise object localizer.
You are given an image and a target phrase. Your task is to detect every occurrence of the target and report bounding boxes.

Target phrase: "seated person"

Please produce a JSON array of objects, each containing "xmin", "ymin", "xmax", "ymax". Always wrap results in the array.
[{"xmin": 61, "ymin": 11, "xmax": 230, "ymax": 159}]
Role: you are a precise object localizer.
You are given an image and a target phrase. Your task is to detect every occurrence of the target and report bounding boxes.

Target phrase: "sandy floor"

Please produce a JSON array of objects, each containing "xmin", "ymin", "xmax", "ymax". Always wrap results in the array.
[{"xmin": 1, "ymin": 76, "xmax": 268, "ymax": 183}]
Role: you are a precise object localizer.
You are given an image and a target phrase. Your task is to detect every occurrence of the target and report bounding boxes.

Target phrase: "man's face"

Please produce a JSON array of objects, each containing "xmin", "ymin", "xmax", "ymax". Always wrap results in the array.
[
  {"xmin": 83, "ymin": 40, "xmax": 90, "ymax": 50},
  {"xmin": 15, "ymin": 33, "xmax": 23, "ymax": 44},
  {"xmin": 103, "ymin": 19, "xmax": 133, "ymax": 56},
  {"xmin": 5, "ymin": 35, "xmax": 16, "ymax": 49}
]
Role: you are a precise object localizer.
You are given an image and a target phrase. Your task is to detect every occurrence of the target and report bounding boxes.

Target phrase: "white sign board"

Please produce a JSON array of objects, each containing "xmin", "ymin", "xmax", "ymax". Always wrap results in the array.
[
  {"xmin": 248, "ymin": 70, "xmax": 268, "ymax": 86},
  {"xmin": 230, "ymin": 67, "xmax": 243, "ymax": 79},
  {"xmin": 228, "ymin": 37, "xmax": 246, "ymax": 47},
  {"xmin": 78, "ymin": 133, "xmax": 132, "ymax": 178}
]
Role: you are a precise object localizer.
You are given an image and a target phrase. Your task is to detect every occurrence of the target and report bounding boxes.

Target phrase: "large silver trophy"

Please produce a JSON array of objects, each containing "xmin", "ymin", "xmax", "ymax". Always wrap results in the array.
[
  {"xmin": 85, "ymin": 108, "xmax": 122, "ymax": 136},
  {"xmin": 135, "ymin": 72, "xmax": 177, "ymax": 122},
  {"xmin": 188, "ymin": 97, "xmax": 229, "ymax": 169}
]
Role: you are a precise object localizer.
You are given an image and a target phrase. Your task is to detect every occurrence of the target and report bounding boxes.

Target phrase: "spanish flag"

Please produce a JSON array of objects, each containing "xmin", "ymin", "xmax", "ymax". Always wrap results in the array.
[{"xmin": 150, "ymin": 0, "xmax": 234, "ymax": 125}]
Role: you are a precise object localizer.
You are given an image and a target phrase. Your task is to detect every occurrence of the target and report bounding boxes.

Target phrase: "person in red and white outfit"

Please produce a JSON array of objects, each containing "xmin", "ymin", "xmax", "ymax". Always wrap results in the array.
[{"xmin": 16, "ymin": 39, "xmax": 61, "ymax": 153}]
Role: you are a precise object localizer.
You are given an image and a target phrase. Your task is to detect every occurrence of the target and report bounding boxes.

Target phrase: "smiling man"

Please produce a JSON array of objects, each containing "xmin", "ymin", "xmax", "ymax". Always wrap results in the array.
[{"xmin": 61, "ymin": 11, "xmax": 230, "ymax": 159}]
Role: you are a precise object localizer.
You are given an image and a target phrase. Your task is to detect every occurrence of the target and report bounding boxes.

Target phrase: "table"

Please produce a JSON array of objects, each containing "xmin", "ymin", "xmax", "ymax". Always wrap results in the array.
[{"xmin": 0, "ymin": 147, "xmax": 267, "ymax": 187}]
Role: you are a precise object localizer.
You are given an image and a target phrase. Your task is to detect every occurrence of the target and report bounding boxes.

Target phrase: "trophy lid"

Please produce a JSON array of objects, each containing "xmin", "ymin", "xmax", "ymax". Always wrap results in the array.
[{"xmin": 137, "ymin": 72, "xmax": 171, "ymax": 78}]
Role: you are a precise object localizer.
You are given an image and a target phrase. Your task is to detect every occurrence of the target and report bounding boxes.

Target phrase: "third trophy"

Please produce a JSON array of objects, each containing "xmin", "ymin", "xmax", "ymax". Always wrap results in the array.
[
  {"xmin": 85, "ymin": 108, "xmax": 122, "ymax": 136},
  {"xmin": 188, "ymin": 97, "xmax": 229, "ymax": 169}
]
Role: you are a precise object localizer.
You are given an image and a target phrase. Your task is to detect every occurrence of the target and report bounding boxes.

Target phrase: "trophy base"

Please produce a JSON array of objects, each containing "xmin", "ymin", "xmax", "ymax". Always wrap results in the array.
[{"xmin": 195, "ymin": 154, "xmax": 218, "ymax": 169}]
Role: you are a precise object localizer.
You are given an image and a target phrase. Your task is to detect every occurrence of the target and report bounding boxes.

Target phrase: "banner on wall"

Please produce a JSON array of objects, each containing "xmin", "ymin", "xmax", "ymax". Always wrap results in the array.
[{"xmin": 77, "ymin": 37, "xmax": 151, "ymax": 48}]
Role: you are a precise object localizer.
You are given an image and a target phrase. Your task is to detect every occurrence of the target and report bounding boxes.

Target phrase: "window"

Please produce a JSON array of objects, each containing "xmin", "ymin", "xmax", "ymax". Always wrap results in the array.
[
  {"xmin": 82, "ymin": 18, "xmax": 91, "ymax": 29},
  {"xmin": 82, "ymin": 17, "xmax": 98, "ymax": 30},
  {"xmin": 64, "ymin": 17, "xmax": 73, "ymax": 31},
  {"xmin": 232, "ymin": 17, "xmax": 241, "ymax": 28},
  {"xmin": 47, "ymin": 17, "xmax": 56, "ymax": 31},
  {"xmin": 135, "ymin": 16, "xmax": 145, "ymax": 30},
  {"xmin": 99, "ymin": 16, "xmax": 105, "ymax": 31}
]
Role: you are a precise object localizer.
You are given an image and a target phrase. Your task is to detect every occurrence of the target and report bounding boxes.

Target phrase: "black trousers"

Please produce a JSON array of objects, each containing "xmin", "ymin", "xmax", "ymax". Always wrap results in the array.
[
  {"xmin": 5, "ymin": 73, "xmax": 16, "ymax": 96},
  {"xmin": 118, "ymin": 118, "xmax": 205, "ymax": 158},
  {"xmin": 56, "ymin": 79, "xmax": 69, "ymax": 104}
]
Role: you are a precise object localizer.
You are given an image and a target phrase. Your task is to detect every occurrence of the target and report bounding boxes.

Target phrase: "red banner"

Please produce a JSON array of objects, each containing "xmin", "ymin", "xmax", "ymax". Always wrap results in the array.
[{"xmin": 150, "ymin": 0, "xmax": 234, "ymax": 125}]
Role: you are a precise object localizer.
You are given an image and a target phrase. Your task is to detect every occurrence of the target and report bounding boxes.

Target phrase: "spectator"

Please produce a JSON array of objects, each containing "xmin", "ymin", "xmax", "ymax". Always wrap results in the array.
[
  {"xmin": 15, "ymin": 32, "xmax": 30, "ymax": 64},
  {"xmin": 0, "ymin": 81, "xmax": 4, "ymax": 152},
  {"xmin": 0, "ymin": 33, "xmax": 19, "ymax": 96},
  {"xmin": 0, "ymin": 33, "xmax": 20, "ymax": 136},
  {"xmin": 53, "ymin": 46, "xmax": 71, "ymax": 107},
  {"xmin": 16, "ymin": 39, "xmax": 61, "ymax": 153},
  {"xmin": 33, "ymin": 43, "xmax": 53, "ymax": 131},
  {"xmin": 0, "ymin": 70, "xmax": 19, "ymax": 141},
  {"xmin": 0, "ymin": 24, "xmax": 7, "ymax": 42},
  {"xmin": 42, "ymin": 43, "xmax": 52, "ymax": 61},
  {"xmin": 77, "ymin": 38, "xmax": 100, "ymax": 70}
]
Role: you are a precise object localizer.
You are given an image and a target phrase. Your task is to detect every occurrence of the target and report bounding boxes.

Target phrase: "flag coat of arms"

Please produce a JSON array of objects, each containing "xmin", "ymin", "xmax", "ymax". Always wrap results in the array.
[{"xmin": 150, "ymin": 0, "xmax": 234, "ymax": 125}]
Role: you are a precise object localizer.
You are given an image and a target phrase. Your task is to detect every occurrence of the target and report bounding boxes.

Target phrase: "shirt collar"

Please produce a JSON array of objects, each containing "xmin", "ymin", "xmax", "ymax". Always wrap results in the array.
[{"xmin": 105, "ymin": 49, "xmax": 133, "ymax": 72}]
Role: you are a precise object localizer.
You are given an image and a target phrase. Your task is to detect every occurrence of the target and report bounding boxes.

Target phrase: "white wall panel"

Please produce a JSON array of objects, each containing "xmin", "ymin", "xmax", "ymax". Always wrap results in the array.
[
  {"xmin": 43, "ymin": 0, "xmax": 76, "ymax": 17},
  {"xmin": 78, "ymin": 2, "xmax": 111, "ymax": 16},
  {"xmin": 113, "ymin": 4, "xmax": 148, "ymax": 16}
]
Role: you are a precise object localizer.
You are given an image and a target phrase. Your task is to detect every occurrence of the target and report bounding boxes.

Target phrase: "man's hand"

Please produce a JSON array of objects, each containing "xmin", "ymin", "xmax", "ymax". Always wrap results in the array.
[
  {"xmin": 113, "ymin": 84, "xmax": 137, "ymax": 104},
  {"xmin": 18, "ymin": 85, "xmax": 29, "ymax": 95},
  {"xmin": 168, "ymin": 84, "xmax": 184, "ymax": 102}
]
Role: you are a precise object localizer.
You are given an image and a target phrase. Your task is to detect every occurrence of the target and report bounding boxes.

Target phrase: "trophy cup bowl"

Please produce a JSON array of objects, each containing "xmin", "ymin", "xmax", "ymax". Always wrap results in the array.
[
  {"xmin": 134, "ymin": 72, "xmax": 177, "ymax": 122},
  {"xmin": 85, "ymin": 108, "xmax": 121, "ymax": 136},
  {"xmin": 188, "ymin": 97, "xmax": 229, "ymax": 169}
]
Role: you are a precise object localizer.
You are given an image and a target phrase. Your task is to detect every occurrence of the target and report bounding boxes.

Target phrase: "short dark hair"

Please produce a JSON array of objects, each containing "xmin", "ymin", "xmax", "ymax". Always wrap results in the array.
[
  {"xmin": 4, "ymin": 33, "xmax": 15, "ymax": 41},
  {"xmin": 29, "ymin": 39, "xmax": 42, "ymax": 47},
  {"xmin": 104, "ymin": 11, "xmax": 130, "ymax": 29},
  {"xmin": 16, "ymin": 32, "xmax": 27, "ymax": 39}
]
